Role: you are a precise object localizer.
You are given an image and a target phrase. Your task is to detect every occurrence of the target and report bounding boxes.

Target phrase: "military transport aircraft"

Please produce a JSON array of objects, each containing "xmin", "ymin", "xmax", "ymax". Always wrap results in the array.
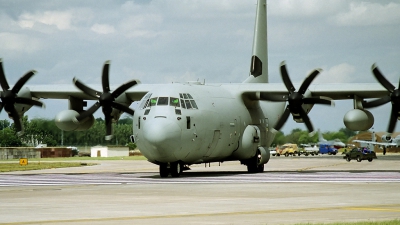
[{"xmin": 0, "ymin": 0, "xmax": 398, "ymax": 177}]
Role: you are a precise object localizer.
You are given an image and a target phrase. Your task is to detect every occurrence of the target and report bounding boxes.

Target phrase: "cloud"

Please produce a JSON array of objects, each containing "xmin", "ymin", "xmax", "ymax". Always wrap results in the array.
[
  {"xmin": 314, "ymin": 63, "xmax": 356, "ymax": 84},
  {"xmin": 18, "ymin": 11, "xmax": 73, "ymax": 30},
  {"xmin": 91, "ymin": 24, "xmax": 115, "ymax": 34},
  {"xmin": 333, "ymin": 2, "xmax": 400, "ymax": 26},
  {"xmin": 0, "ymin": 32, "xmax": 42, "ymax": 53}
]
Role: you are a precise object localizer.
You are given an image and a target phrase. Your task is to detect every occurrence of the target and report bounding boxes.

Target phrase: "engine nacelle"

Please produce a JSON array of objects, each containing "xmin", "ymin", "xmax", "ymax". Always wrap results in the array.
[
  {"xmin": 381, "ymin": 135, "xmax": 392, "ymax": 143},
  {"xmin": 343, "ymin": 109, "xmax": 374, "ymax": 131},
  {"xmin": 233, "ymin": 125, "xmax": 259, "ymax": 160},
  {"xmin": 55, "ymin": 110, "xmax": 94, "ymax": 131}
]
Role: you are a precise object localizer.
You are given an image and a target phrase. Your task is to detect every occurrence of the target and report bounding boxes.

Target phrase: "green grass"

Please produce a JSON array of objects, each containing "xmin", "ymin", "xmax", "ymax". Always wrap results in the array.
[
  {"xmin": 0, "ymin": 155, "xmax": 147, "ymax": 162},
  {"xmin": 295, "ymin": 220, "xmax": 400, "ymax": 225},
  {"xmin": 0, "ymin": 162, "xmax": 95, "ymax": 172}
]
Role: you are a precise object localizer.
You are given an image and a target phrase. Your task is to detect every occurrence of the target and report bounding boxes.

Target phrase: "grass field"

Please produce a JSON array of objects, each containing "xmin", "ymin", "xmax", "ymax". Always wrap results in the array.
[{"xmin": 0, "ymin": 155, "xmax": 146, "ymax": 172}]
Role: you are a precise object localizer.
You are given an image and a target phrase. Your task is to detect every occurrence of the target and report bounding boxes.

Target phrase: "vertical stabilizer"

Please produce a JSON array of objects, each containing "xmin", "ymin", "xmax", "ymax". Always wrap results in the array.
[
  {"xmin": 244, "ymin": 0, "xmax": 268, "ymax": 83},
  {"xmin": 318, "ymin": 129, "xmax": 327, "ymax": 142}
]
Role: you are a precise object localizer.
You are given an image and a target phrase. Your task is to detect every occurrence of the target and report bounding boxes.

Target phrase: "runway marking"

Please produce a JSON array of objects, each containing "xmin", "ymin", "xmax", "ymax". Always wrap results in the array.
[
  {"xmin": 1, "ymin": 171, "xmax": 400, "ymax": 187},
  {"xmin": 346, "ymin": 207, "xmax": 400, "ymax": 212},
  {"xmin": 3, "ymin": 204, "xmax": 400, "ymax": 224}
]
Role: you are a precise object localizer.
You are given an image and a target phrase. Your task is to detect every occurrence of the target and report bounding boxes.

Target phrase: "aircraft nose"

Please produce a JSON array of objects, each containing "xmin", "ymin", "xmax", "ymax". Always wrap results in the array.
[{"xmin": 142, "ymin": 118, "xmax": 182, "ymax": 159}]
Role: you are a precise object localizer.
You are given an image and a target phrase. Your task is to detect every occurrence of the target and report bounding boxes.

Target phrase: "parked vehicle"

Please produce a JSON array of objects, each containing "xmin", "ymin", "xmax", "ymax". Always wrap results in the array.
[
  {"xmin": 269, "ymin": 147, "xmax": 277, "ymax": 156},
  {"xmin": 303, "ymin": 145, "xmax": 319, "ymax": 156},
  {"xmin": 319, "ymin": 144, "xmax": 338, "ymax": 155},
  {"xmin": 344, "ymin": 147, "xmax": 377, "ymax": 162},
  {"xmin": 277, "ymin": 143, "xmax": 298, "ymax": 157}
]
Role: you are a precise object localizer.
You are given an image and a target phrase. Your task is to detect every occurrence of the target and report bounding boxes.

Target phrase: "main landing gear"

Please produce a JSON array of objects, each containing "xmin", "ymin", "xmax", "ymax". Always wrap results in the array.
[{"xmin": 159, "ymin": 162, "xmax": 182, "ymax": 178}]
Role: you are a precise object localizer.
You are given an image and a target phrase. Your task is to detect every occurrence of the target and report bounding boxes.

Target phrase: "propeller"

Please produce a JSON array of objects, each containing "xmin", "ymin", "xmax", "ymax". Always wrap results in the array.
[
  {"xmin": 363, "ymin": 64, "xmax": 400, "ymax": 133},
  {"xmin": 73, "ymin": 60, "xmax": 138, "ymax": 140},
  {"xmin": 261, "ymin": 61, "xmax": 334, "ymax": 133},
  {"xmin": 0, "ymin": 59, "xmax": 44, "ymax": 135}
]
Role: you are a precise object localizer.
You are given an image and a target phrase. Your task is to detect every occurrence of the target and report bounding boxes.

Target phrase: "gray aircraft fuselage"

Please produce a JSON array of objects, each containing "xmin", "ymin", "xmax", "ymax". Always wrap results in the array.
[{"xmin": 132, "ymin": 83, "xmax": 284, "ymax": 165}]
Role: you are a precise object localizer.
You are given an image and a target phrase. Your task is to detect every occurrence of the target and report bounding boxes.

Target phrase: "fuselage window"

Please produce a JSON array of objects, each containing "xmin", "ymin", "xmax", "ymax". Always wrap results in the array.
[
  {"xmin": 175, "ymin": 109, "xmax": 181, "ymax": 115},
  {"xmin": 170, "ymin": 97, "xmax": 180, "ymax": 107},
  {"xmin": 157, "ymin": 97, "xmax": 169, "ymax": 105},
  {"xmin": 187, "ymin": 93, "xmax": 193, "ymax": 99},
  {"xmin": 144, "ymin": 109, "xmax": 150, "ymax": 115},
  {"xmin": 186, "ymin": 116, "xmax": 191, "ymax": 129},
  {"xmin": 179, "ymin": 93, "xmax": 184, "ymax": 99},
  {"xmin": 183, "ymin": 93, "xmax": 189, "ymax": 99}
]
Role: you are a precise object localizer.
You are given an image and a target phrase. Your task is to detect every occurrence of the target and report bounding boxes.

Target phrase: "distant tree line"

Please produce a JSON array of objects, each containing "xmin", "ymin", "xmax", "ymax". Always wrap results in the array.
[
  {"xmin": 0, "ymin": 116, "xmax": 358, "ymax": 148},
  {"xmin": 0, "ymin": 116, "xmax": 133, "ymax": 147},
  {"xmin": 271, "ymin": 128, "xmax": 357, "ymax": 147}
]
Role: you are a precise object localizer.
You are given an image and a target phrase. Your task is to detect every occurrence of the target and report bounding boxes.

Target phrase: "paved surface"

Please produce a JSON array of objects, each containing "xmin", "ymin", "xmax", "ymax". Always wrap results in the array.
[{"xmin": 0, "ymin": 154, "xmax": 400, "ymax": 225}]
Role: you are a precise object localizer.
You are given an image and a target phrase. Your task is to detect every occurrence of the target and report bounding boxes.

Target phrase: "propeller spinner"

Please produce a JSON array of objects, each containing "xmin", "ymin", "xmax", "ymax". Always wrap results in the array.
[
  {"xmin": 73, "ymin": 61, "xmax": 138, "ymax": 140},
  {"xmin": 262, "ymin": 61, "xmax": 334, "ymax": 133},
  {"xmin": 0, "ymin": 59, "xmax": 44, "ymax": 135},
  {"xmin": 363, "ymin": 64, "xmax": 400, "ymax": 133}
]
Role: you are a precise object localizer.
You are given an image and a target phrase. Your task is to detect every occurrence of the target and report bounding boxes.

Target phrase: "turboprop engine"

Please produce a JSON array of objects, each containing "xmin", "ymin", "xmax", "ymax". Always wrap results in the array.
[
  {"xmin": 343, "ymin": 109, "xmax": 374, "ymax": 131},
  {"xmin": 381, "ymin": 135, "xmax": 392, "ymax": 143},
  {"xmin": 55, "ymin": 110, "xmax": 94, "ymax": 131}
]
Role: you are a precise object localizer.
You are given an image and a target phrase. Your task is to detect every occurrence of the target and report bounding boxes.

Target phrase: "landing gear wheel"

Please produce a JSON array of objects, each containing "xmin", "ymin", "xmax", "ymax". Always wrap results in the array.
[
  {"xmin": 247, "ymin": 151, "xmax": 264, "ymax": 173},
  {"xmin": 159, "ymin": 163, "xmax": 169, "ymax": 178},
  {"xmin": 170, "ymin": 162, "xmax": 182, "ymax": 177}
]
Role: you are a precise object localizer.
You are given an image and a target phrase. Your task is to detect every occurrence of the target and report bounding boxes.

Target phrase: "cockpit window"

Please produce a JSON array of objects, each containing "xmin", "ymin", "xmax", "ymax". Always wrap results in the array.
[
  {"xmin": 150, "ymin": 97, "xmax": 157, "ymax": 106},
  {"xmin": 179, "ymin": 93, "xmax": 198, "ymax": 110},
  {"xmin": 157, "ymin": 97, "xmax": 169, "ymax": 105},
  {"xmin": 190, "ymin": 100, "xmax": 198, "ymax": 109},
  {"xmin": 170, "ymin": 97, "xmax": 180, "ymax": 107},
  {"xmin": 139, "ymin": 93, "xmax": 152, "ymax": 109}
]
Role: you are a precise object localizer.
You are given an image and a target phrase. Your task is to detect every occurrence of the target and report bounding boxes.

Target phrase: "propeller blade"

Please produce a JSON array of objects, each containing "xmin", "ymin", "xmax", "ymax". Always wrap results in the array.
[
  {"xmin": 112, "ymin": 80, "xmax": 138, "ymax": 98},
  {"xmin": 111, "ymin": 102, "xmax": 135, "ymax": 115},
  {"xmin": 12, "ymin": 71, "xmax": 36, "ymax": 94},
  {"xmin": 15, "ymin": 97, "xmax": 45, "ymax": 108},
  {"xmin": 75, "ymin": 102, "xmax": 101, "ymax": 122},
  {"xmin": 303, "ymin": 96, "xmax": 334, "ymax": 106},
  {"xmin": 259, "ymin": 93, "xmax": 288, "ymax": 102},
  {"xmin": 0, "ymin": 102, "xmax": 3, "ymax": 112},
  {"xmin": 274, "ymin": 106, "xmax": 290, "ymax": 131},
  {"xmin": 102, "ymin": 61, "xmax": 111, "ymax": 93},
  {"xmin": 388, "ymin": 105, "xmax": 399, "ymax": 133},
  {"xmin": 280, "ymin": 61, "xmax": 296, "ymax": 93},
  {"xmin": 372, "ymin": 64, "xmax": 395, "ymax": 93},
  {"xmin": 8, "ymin": 106, "xmax": 23, "ymax": 134},
  {"xmin": 104, "ymin": 114, "xmax": 113, "ymax": 140},
  {"xmin": 298, "ymin": 69, "xmax": 321, "ymax": 95},
  {"xmin": 0, "ymin": 59, "xmax": 10, "ymax": 91},
  {"xmin": 73, "ymin": 78, "xmax": 101, "ymax": 99},
  {"xmin": 363, "ymin": 96, "xmax": 391, "ymax": 108},
  {"xmin": 298, "ymin": 107, "xmax": 314, "ymax": 133}
]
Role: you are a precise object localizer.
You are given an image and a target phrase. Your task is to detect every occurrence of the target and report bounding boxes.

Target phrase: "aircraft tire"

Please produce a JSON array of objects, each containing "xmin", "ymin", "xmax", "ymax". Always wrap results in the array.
[
  {"xmin": 170, "ymin": 162, "xmax": 182, "ymax": 177},
  {"xmin": 159, "ymin": 164, "xmax": 169, "ymax": 178}
]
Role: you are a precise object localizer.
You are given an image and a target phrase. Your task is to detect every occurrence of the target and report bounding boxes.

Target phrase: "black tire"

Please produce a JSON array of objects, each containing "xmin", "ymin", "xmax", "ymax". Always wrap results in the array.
[
  {"xmin": 159, "ymin": 164, "xmax": 169, "ymax": 178},
  {"xmin": 357, "ymin": 156, "xmax": 362, "ymax": 162},
  {"xmin": 247, "ymin": 151, "xmax": 264, "ymax": 173},
  {"xmin": 285, "ymin": 153, "xmax": 289, "ymax": 157},
  {"xmin": 368, "ymin": 158, "xmax": 373, "ymax": 162},
  {"xmin": 346, "ymin": 156, "xmax": 351, "ymax": 162},
  {"xmin": 170, "ymin": 162, "xmax": 182, "ymax": 177}
]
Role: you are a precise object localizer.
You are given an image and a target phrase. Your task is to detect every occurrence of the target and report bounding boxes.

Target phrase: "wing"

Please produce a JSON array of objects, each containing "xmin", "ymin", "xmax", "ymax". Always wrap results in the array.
[{"xmin": 352, "ymin": 140, "xmax": 398, "ymax": 147}]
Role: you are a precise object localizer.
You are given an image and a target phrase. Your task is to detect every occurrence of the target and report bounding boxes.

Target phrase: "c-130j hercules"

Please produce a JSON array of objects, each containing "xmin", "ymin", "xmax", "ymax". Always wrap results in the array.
[{"xmin": 0, "ymin": 0, "xmax": 398, "ymax": 177}]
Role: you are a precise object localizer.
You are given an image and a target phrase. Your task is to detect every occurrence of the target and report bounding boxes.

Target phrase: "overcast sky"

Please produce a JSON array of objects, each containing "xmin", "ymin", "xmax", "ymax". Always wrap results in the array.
[{"xmin": 0, "ymin": 0, "xmax": 399, "ymax": 134}]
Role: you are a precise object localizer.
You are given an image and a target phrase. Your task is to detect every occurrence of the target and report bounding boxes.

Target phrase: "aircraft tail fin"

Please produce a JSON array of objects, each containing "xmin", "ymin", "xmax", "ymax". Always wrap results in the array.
[
  {"xmin": 244, "ymin": 0, "xmax": 268, "ymax": 84},
  {"xmin": 318, "ymin": 129, "xmax": 327, "ymax": 142}
]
